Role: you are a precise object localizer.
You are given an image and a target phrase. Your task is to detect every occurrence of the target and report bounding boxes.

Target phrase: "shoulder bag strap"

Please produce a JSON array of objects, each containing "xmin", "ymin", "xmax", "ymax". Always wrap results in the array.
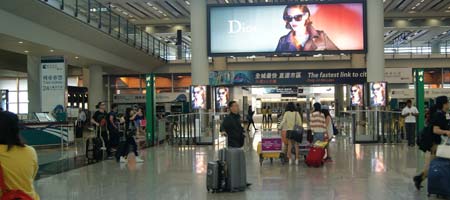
[{"xmin": 0, "ymin": 163, "xmax": 9, "ymax": 191}]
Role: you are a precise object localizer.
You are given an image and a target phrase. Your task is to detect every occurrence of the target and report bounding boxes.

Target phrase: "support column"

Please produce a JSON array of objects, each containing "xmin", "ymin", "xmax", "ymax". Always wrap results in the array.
[
  {"xmin": 334, "ymin": 85, "xmax": 345, "ymax": 116},
  {"xmin": 88, "ymin": 66, "xmax": 103, "ymax": 112},
  {"xmin": 82, "ymin": 67, "xmax": 90, "ymax": 88},
  {"xmin": 366, "ymin": 0, "xmax": 385, "ymax": 82},
  {"xmin": 27, "ymin": 55, "xmax": 41, "ymax": 113},
  {"xmin": 431, "ymin": 41, "xmax": 441, "ymax": 54},
  {"xmin": 190, "ymin": 0, "xmax": 209, "ymax": 85}
]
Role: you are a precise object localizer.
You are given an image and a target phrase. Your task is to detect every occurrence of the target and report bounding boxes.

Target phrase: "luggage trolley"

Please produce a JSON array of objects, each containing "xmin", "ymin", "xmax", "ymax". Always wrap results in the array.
[{"xmin": 257, "ymin": 129, "xmax": 287, "ymax": 166}]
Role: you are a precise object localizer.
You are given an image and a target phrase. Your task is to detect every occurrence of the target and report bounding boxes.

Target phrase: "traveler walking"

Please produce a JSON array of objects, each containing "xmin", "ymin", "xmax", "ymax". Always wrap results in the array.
[
  {"xmin": 413, "ymin": 96, "xmax": 450, "ymax": 190},
  {"xmin": 247, "ymin": 105, "xmax": 257, "ymax": 131}
]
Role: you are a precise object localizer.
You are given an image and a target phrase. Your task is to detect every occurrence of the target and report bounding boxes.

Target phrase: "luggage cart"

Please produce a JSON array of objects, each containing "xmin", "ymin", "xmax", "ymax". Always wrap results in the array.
[{"xmin": 257, "ymin": 130, "xmax": 286, "ymax": 166}]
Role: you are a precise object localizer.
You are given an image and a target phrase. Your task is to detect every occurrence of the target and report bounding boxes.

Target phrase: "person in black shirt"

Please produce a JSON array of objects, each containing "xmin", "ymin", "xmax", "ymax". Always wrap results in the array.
[
  {"xmin": 108, "ymin": 104, "xmax": 120, "ymax": 150},
  {"xmin": 413, "ymin": 96, "xmax": 450, "ymax": 190},
  {"xmin": 221, "ymin": 101, "xmax": 246, "ymax": 148},
  {"xmin": 91, "ymin": 102, "xmax": 112, "ymax": 158},
  {"xmin": 246, "ymin": 105, "xmax": 257, "ymax": 131}
]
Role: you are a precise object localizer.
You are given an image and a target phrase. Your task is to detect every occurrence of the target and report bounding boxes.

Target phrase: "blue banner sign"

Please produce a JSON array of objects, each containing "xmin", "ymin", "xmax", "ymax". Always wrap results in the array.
[{"xmin": 210, "ymin": 69, "xmax": 366, "ymax": 86}]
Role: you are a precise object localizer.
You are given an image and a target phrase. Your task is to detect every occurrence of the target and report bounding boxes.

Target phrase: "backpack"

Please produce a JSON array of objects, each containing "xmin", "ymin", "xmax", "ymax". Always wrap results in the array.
[
  {"xmin": 417, "ymin": 126, "xmax": 433, "ymax": 152},
  {"xmin": 0, "ymin": 164, "xmax": 33, "ymax": 200}
]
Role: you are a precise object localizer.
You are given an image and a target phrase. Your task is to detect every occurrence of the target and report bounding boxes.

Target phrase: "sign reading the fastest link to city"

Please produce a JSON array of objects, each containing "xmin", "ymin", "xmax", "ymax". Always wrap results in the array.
[{"xmin": 209, "ymin": 69, "xmax": 366, "ymax": 86}]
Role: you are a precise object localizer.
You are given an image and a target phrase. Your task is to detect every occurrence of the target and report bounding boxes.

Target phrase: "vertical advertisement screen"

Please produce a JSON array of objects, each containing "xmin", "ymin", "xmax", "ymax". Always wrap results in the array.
[
  {"xmin": 350, "ymin": 84, "xmax": 364, "ymax": 107},
  {"xmin": 215, "ymin": 87, "xmax": 230, "ymax": 109},
  {"xmin": 191, "ymin": 85, "xmax": 207, "ymax": 110},
  {"xmin": 369, "ymin": 82, "xmax": 387, "ymax": 107}
]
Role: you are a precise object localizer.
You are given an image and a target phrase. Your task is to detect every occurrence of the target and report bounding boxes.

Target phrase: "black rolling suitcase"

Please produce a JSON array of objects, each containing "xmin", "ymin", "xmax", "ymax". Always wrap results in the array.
[
  {"xmin": 85, "ymin": 126, "xmax": 106, "ymax": 163},
  {"xmin": 206, "ymin": 160, "xmax": 226, "ymax": 193},
  {"xmin": 428, "ymin": 158, "xmax": 450, "ymax": 198}
]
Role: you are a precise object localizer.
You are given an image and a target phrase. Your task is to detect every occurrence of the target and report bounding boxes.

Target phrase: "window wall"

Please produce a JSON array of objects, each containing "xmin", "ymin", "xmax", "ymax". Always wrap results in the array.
[{"xmin": 0, "ymin": 78, "xmax": 28, "ymax": 114}]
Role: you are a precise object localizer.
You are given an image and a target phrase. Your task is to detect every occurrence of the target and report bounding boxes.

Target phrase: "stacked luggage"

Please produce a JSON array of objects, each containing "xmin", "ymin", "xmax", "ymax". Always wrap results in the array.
[{"xmin": 207, "ymin": 148, "xmax": 248, "ymax": 193}]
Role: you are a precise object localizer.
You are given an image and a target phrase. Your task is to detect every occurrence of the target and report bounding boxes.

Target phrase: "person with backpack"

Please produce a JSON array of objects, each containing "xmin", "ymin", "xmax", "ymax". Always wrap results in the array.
[
  {"xmin": 279, "ymin": 102, "xmax": 303, "ymax": 165},
  {"xmin": 413, "ymin": 96, "xmax": 450, "ymax": 190},
  {"xmin": 91, "ymin": 102, "xmax": 112, "ymax": 159},
  {"xmin": 0, "ymin": 111, "xmax": 39, "ymax": 200}
]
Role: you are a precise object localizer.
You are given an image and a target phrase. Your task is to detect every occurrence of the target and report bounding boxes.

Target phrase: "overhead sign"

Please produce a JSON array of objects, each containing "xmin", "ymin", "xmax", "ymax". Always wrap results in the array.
[
  {"xmin": 40, "ymin": 57, "xmax": 66, "ymax": 112},
  {"xmin": 210, "ymin": 69, "xmax": 367, "ymax": 86},
  {"xmin": 384, "ymin": 68, "xmax": 412, "ymax": 83}
]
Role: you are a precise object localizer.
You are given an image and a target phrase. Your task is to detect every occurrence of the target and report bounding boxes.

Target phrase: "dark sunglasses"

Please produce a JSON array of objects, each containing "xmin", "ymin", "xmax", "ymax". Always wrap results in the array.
[{"xmin": 284, "ymin": 14, "xmax": 304, "ymax": 22}]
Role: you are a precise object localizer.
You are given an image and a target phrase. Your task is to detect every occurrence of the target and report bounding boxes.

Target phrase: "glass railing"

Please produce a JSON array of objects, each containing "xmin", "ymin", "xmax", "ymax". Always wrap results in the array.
[
  {"xmin": 165, "ymin": 112, "xmax": 228, "ymax": 146},
  {"xmin": 340, "ymin": 110, "xmax": 404, "ymax": 144},
  {"xmin": 38, "ymin": 0, "xmax": 168, "ymax": 61},
  {"xmin": 168, "ymin": 40, "xmax": 450, "ymax": 62}
]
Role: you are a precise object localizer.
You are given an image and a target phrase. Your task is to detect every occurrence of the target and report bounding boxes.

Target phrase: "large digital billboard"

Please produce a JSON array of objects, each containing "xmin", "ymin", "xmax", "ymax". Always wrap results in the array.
[{"xmin": 208, "ymin": 1, "xmax": 366, "ymax": 56}]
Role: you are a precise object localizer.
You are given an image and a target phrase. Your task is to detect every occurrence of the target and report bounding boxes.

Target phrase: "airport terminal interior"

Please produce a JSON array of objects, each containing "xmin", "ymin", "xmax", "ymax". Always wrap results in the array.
[{"xmin": 1, "ymin": 0, "xmax": 450, "ymax": 199}]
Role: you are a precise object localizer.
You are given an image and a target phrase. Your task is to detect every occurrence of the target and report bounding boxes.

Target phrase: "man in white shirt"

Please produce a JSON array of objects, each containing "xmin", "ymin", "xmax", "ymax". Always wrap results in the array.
[{"xmin": 402, "ymin": 100, "xmax": 419, "ymax": 147}]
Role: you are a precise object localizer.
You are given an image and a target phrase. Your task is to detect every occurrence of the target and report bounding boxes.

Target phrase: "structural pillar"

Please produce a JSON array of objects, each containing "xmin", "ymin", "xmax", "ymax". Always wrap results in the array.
[
  {"xmin": 190, "ymin": 0, "xmax": 209, "ymax": 85},
  {"xmin": 27, "ymin": 55, "xmax": 41, "ymax": 113},
  {"xmin": 334, "ymin": 85, "xmax": 345, "ymax": 116},
  {"xmin": 88, "ymin": 66, "xmax": 103, "ymax": 112},
  {"xmin": 366, "ymin": 0, "xmax": 385, "ymax": 82}
]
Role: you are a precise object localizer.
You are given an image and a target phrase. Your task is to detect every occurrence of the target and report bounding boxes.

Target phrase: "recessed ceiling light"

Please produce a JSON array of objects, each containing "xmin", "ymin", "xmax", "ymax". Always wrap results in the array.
[
  {"xmin": 24, "ymin": 50, "xmax": 29, "ymax": 53},
  {"xmin": 146, "ymin": 2, "xmax": 152, "ymax": 6},
  {"xmin": 18, "ymin": 41, "xmax": 23, "ymax": 44},
  {"xmin": 75, "ymin": 56, "xmax": 79, "ymax": 59},
  {"xmin": 442, "ymin": 31, "xmax": 448, "ymax": 35},
  {"xmin": 50, "ymin": 49, "xmax": 54, "ymax": 52},
  {"xmin": 446, "ymin": 10, "xmax": 450, "ymax": 13},
  {"xmin": 185, "ymin": 1, "xmax": 190, "ymax": 5},
  {"xmin": 153, "ymin": 6, "xmax": 158, "ymax": 10},
  {"xmin": 225, "ymin": 0, "xmax": 229, "ymax": 3}
]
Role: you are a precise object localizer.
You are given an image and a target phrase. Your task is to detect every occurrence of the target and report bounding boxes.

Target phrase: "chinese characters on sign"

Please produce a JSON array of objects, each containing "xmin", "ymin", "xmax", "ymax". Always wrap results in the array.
[{"xmin": 40, "ymin": 58, "xmax": 66, "ymax": 112}]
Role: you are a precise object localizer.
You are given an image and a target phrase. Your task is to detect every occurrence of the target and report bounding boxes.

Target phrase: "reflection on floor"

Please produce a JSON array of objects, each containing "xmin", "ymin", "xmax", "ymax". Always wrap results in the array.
[{"xmin": 34, "ymin": 131, "xmax": 439, "ymax": 200}]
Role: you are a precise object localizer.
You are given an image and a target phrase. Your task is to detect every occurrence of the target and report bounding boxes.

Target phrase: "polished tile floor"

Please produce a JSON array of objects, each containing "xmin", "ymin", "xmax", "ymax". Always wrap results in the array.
[{"xmin": 34, "ymin": 133, "xmax": 438, "ymax": 200}]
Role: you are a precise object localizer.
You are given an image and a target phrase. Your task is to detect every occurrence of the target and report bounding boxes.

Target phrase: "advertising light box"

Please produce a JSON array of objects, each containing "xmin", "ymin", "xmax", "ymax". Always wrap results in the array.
[
  {"xmin": 369, "ymin": 82, "xmax": 387, "ymax": 107},
  {"xmin": 208, "ymin": 1, "xmax": 366, "ymax": 56}
]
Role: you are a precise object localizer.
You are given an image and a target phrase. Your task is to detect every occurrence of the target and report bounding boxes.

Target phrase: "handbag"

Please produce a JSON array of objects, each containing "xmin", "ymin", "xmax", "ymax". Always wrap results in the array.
[
  {"xmin": 436, "ymin": 138, "xmax": 450, "ymax": 159},
  {"xmin": 0, "ymin": 163, "xmax": 34, "ymax": 200}
]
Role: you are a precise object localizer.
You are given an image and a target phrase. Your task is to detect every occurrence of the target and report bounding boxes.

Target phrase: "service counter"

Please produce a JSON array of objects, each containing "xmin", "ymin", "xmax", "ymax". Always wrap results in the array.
[{"xmin": 19, "ymin": 121, "xmax": 74, "ymax": 146}]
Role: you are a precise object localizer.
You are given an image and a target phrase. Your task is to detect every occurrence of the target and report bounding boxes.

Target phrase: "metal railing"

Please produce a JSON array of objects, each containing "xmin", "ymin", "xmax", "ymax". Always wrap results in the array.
[
  {"xmin": 168, "ymin": 40, "xmax": 450, "ymax": 62},
  {"xmin": 165, "ymin": 112, "xmax": 228, "ymax": 146},
  {"xmin": 39, "ymin": 0, "xmax": 168, "ymax": 61},
  {"xmin": 340, "ymin": 110, "xmax": 404, "ymax": 144}
]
